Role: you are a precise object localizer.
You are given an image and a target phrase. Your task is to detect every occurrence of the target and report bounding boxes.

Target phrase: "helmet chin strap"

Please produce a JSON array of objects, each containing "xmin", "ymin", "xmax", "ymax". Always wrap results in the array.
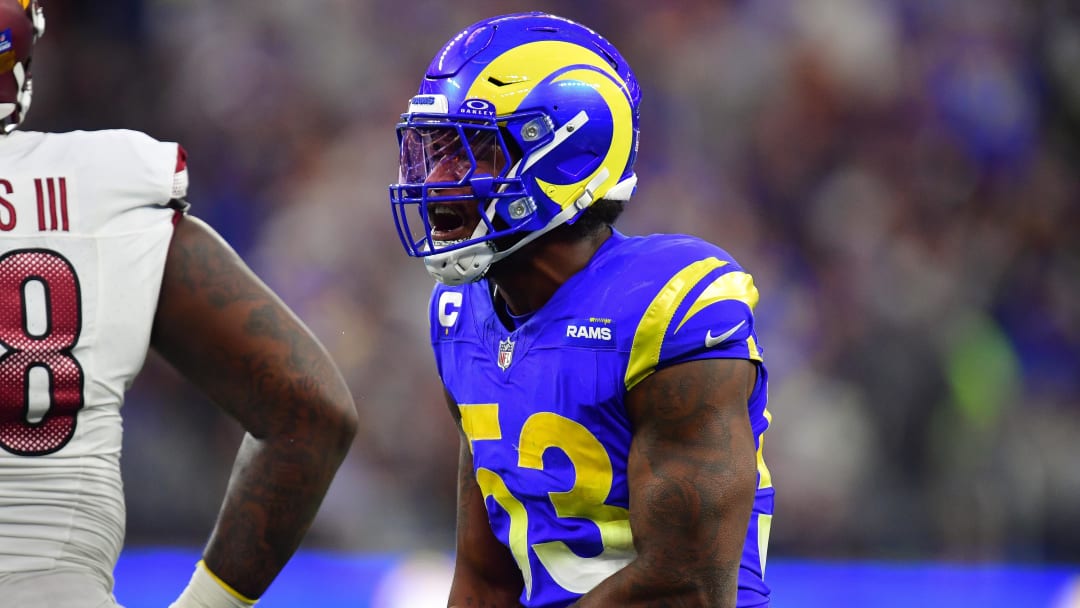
[
  {"xmin": 30, "ymin": 2, "xmax": 46, "ymax": 37},
  {"xmin": 423, "ymin": 167, "xmax": 612, "ymax": 285},
  {"xmin": 488, "ymin": 166, "xmax": 610, "ymax": 266}
]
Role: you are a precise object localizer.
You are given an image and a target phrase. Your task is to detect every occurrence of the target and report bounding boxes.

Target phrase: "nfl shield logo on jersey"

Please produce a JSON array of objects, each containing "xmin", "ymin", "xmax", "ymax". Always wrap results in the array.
[{"xmin": 497, "ymin": 337, "xmax": 515, "ymax": 371}]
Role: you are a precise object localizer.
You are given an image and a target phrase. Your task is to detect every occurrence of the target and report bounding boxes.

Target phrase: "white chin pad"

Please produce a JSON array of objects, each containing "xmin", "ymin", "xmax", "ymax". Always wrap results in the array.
[{"xmin": 424, "ymin": 242, "xmax": 495, "ymax": 285}]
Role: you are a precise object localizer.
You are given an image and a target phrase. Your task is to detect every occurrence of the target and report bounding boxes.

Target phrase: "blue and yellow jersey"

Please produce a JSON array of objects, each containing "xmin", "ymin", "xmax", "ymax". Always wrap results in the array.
[{"xmin": 430, "ymin": 230, "xmax": 773, "ymax": 608}]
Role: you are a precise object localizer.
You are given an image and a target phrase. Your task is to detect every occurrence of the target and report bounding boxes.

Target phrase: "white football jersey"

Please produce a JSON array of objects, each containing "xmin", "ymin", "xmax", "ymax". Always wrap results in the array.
[{"xmin": 0, "ymin": 129, "xmax": 186, "ymax": 591}]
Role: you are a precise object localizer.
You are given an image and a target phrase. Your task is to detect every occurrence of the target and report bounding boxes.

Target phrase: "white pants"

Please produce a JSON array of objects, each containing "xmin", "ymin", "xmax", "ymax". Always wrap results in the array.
[{"xmin": 0, "ymin": 568, "xmax": 121, "ymax": 608}]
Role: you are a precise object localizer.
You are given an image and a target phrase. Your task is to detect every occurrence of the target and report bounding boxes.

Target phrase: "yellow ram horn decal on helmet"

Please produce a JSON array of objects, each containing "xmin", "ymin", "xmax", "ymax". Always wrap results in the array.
[
  {"xmin": 467, "ymin": 40, "xmax": 635, "ymax": 209},
  {"xmin": 534, "ymin": 67, "xmax": 633, "ymax": 208}
]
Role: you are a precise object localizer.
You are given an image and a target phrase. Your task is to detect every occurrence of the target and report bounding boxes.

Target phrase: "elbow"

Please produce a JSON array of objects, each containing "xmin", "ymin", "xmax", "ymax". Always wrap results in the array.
[
  {"xmin": 282, "ymin": 376, "xmax": 359, "ymax": 458},
  {"xmin": 319, "ymin": 391, "xmax": 359, "ymax": 456},
  {"xmin": 250, "ymin": 371, "xmax": 358, "ymax": 456},
  {"xmin": 338, "ymin": 398, "xmax": 360, "ymax": 447}
]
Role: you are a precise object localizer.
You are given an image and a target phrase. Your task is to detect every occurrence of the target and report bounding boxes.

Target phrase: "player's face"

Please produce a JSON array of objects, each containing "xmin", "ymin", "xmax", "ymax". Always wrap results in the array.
[{"xmin": 399, "ymin": 126, "xmax": 507, "ymax": 245}]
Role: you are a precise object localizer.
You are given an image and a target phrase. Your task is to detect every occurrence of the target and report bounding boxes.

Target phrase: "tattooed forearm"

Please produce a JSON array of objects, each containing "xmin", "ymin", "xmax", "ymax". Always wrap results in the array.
[
  {"xmin": 203, "ymin": 428, "xmax": 345, "ymax": 597},
  {"xmin": 196, "ymin": 336, "xmax": 352, "ymax": 597}
]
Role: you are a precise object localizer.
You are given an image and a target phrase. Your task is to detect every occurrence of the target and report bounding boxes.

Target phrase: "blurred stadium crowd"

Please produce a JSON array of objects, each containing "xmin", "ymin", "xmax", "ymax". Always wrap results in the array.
[{"xmin": 27, "ymin": 0, "xmax": 1079, "ymax": 563}]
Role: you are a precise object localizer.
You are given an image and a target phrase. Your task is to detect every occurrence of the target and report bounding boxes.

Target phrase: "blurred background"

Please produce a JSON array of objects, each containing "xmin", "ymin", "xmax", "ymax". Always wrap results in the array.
[{"xmin": 22, "ymin": 0, "xmax": 1080, "ymax": 604}]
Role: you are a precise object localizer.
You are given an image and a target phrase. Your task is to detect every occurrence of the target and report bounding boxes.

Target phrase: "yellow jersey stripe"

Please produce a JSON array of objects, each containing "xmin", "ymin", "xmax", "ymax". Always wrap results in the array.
[
  {"xmin": 625, "ymin": 257, "xmax": 727, "ymax": 391},
  {"xmin": 757, "ymin": 409, "xmax": 773, "ymax": 489},
  {"xmin": 674, "ymin": 270, "xmax": 758, "ymax": 333},
  {"xmin": 746, "ymin": 335, "xmax": 763, "ymax": 362}
]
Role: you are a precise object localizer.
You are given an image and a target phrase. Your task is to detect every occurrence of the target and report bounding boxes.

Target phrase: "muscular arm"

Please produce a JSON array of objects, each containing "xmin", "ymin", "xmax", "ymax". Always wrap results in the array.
[
  {"xmin": 150, "ymin": 214, "xmax": 359, "ymax": 599},
  {"xmin": 444, "ymin": 389, "xmax": 525, "ymax": 608},
  {"xmin": 572, "ymin": 358, "xmax": 759, "ymax": 607}
]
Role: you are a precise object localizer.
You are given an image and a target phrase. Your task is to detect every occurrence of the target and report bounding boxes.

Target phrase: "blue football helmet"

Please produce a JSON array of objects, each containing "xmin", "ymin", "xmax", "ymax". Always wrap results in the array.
[
  {"xmin": 390, "ymin": 12, "xmax": 641, "ymax": 285},
  {"xmin": 0, "ymin": 0, "xmax": 45, "ymax": 134}
]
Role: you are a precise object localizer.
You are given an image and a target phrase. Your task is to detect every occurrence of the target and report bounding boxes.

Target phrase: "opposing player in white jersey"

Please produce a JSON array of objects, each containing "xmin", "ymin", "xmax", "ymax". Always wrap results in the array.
[{"xmin": 0, "ymin": 1, "xmax": 359, "ymax": 607}]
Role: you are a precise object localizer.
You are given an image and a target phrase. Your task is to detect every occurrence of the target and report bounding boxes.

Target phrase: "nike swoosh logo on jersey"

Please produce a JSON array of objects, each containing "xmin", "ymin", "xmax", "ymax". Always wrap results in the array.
[{"xmin": 705, "ymin": 320, "xmax": 746, "ymax": 348}]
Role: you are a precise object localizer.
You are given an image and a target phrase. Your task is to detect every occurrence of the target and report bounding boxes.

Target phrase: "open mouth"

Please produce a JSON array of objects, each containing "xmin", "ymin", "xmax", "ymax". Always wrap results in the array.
[{"xmin": 428, "ymin": 202, "xmax": 475, "ymax": 244}]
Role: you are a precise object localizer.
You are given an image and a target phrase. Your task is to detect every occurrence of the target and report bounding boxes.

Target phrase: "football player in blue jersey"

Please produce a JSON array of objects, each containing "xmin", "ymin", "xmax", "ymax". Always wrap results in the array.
[{"xmin": 391, "ymin": 12, "xmax": 774, "ymax": 608}]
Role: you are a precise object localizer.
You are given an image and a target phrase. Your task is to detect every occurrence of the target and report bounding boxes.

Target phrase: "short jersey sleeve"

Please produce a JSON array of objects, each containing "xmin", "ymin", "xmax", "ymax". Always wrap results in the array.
[
  {"xmin": 57, "ymin": 129, "xmax": 193, "ymax": 231},
  {"xmin": 91, "ymin": 129, "xmax": 188, "ymax": 206},
  {"xmin": 624, "ymin": 256, "xmax": 763, "ymax": 391}
]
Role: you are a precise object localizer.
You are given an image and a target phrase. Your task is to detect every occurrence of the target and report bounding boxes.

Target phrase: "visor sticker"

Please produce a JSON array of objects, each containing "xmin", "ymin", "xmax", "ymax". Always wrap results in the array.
[{"xmin": 408, "ymin": 94, "xmax": 448, "ymax": 114}]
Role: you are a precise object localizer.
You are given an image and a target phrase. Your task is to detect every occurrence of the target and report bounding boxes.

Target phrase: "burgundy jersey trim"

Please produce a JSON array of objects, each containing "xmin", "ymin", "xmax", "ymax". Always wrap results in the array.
[
  {"xmin": 175, "ymin": 145, "xmax": 188, "ymax": 172},
  {"xmin": 171, "ymin": 144, "xmax": 190, "ymax": 201}
]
